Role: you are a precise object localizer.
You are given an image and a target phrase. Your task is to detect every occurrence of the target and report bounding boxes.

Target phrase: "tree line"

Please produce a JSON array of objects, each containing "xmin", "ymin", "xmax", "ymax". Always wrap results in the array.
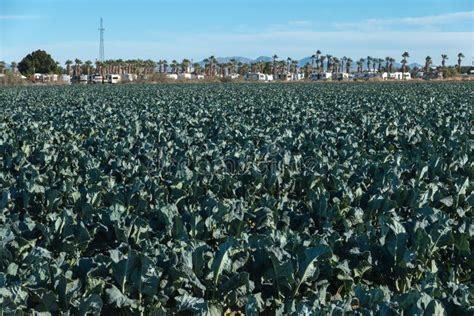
[{"xmin": 0, "ymin": 49, "xmax": 467, "ymax": 78}]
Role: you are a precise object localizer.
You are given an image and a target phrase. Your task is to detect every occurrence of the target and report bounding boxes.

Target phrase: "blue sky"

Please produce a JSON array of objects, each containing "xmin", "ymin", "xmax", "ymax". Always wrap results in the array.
[{"xmin": 1, "ymin": 0, "xmax": 473, "ymax": 65}]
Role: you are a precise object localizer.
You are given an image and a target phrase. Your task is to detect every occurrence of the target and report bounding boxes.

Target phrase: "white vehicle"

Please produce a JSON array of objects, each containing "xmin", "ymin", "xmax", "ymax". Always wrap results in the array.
[
  {"xmin": 390, "ymin": 72, "xmax": 411, "ymax": 80},
  {"xmin": 166, "ymin": 74, "xmax": 178, "ymax": 80},
  {"xmin": 245, "ymin": 72, "xmax": 267, "ymax": 81},
  {"xmin": 311, "ymin": 72, "xmax": 332, "ymax": 81},
  {"xmin": 333, "ymin": 73, "xmax": 349, "ymax": 81},
  {"xmin": 276, "ymin": 73, "xmax": 292, "ymax": 81},
  {"xmin": 292, "ymin": 73, "xmax": 305, "ymax": 81},
  {"xmin": 61, "ymin": 75, "xmax": 71, "ymax": 84},
  {"xmin": 91, "ymin": 74, "xmax": 104, "ymax": 83},
  {"xmin": 107, "ymin": 74, "xmax": 121, "ymax": 84},
  {"xmin": 79, "ymin": 74, "xmax": 88, "ymax": 84},
  {"xmin": 178, "ymin": 73, "xmax": 192, "ymax": 79},
  {"xmin": 226, "ymin": 74, "xmax": 239, "ymax": 80}
]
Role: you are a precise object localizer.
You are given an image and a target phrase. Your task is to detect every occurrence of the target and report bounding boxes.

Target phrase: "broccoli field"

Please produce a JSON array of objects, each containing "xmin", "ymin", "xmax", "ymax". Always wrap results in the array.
[{"xmin": 0, "ymin": 82, "xmax": 473, "ymax": 315}]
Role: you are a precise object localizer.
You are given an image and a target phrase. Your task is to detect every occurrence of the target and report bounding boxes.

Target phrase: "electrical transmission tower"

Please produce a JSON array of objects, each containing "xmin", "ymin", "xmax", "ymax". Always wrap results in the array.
[{"xmin": 98, "ymin": 18, "xmax": 105, "ymax": 62}]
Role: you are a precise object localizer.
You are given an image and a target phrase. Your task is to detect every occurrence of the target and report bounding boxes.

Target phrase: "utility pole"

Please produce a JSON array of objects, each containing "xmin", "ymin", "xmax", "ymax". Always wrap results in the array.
[{"xmin": 99, "ymin": 18, "xmax": 105, "ymax": 62}]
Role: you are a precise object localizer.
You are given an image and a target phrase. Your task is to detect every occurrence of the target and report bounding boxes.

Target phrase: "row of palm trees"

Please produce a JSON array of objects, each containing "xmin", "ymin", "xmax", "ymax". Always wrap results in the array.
[
  {"xmin": 423, "ymin": 53, "xmax": 464, "ymax": 73},
  {"xmin": 13, "ymin": 51, "xmax": 464, "ymax": 78},
  {"xmin": 65, "ymin": 59, "xmax": 156, "ymax": 77},
  {"xmin": 0, "ymin": 61, "xmax": 18, "ymax": 74}
]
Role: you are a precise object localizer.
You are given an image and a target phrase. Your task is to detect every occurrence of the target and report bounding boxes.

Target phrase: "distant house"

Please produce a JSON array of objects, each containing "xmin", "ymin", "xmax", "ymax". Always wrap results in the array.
[{"xmin": 193, "ymin": 74, "xmax": 205, "ymax": 80}]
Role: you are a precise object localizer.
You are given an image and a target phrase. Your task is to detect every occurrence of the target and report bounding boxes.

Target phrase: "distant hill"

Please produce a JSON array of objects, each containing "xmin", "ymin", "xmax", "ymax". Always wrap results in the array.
[
  {"xmin": 254, "ymin": 56, "xmax": 273, "ymax": 62},
  {"xmin": 215, "ymin": 56, "xmax": 254, "ymax": 64}
]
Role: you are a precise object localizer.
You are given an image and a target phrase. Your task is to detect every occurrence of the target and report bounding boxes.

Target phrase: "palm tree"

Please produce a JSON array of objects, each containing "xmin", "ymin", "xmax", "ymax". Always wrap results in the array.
[
  {"xmin": 319, "ymin": 55, "xmax": 326, "ymax": 73},
  {"xmin": 291, "ymin": 60, "xmax": 299, "ymax": 75},
  {"xmin": 193, "ymin": 63, "xmax": 201, "ymax": 75},
  {"xmin": 358, "ymin": 58, "xmax": 365, "ymax": 73},
  {"xmin": 346, "ymin": 58, "xmax": 353, "ymax": 73},
  {"xmin": 341, "ymin": 56, "xmax": 347, "ymax": 73},
  {"xmin": 171, "ymin": 60, "xmax": 178, "ymax": 74},
  {"xmin": 385, "ymin": 57, "xmax": 391, "ymax": 72},
  {"xmin": 424, "ymin": 56, "xmax": 433, "ymax": 72},
  {"xmin": 0, "ymin": 61, "xmax": 5, "ymax": 74},
  {"xmin": 203, "ymin": 58, "xmax": 210, "ymax": 75},
  {"xmin": 389, "ymin": 58, "xmax": 396, "ymax": 73},
  {"xmin": 95, "ymin": 60, "xmax": 101, "ymax": 76},
  {"xmin": 377, "ymin": 58, "xmax": 383, "ymax": 72},
  {"xmin": 74, "ymin": 59, "xmax": 82, "ymax": 76},
  {"xmin": 356, "ymin": 60, "xmax": 362, "ymax": 73},
  {"xmin": 65, "ymin": 60, "xmax": 73, "ymax": 75},
  {"xmin": 332, "ymin": 57, "xmax": 340, "ymax": 72},
  {"xmin": 238, "ymin": 63, "xmax": 249, "ymax": 76},
  {"xmin": 325, "ymin": 54, "xmax": 332, "ymax": 72},
  {"xmin": 303, "ymin": 63, "xmax": 312, "ymax": 78},
  {"xmin": 441, "ymin": 54, "xmax": 448, "ymax": 68},
  {"xmin": 181, "ymin": 59, "xmax": 191, "ymax": 73},
  {"xmin": 229, "ymin": 59, "xmax": 236, "ymax": 75},
  {"xmin": 85, "ymin": 60, "xmax": 93, "ymax": 75},
  {"xmin": 366, "ymin": 56, "xmax": 371, "ymax": 72},
  {"xmin": 157, "ymin": 60, "xmax": 163, "ymax": 73},
  {"xmin": 457, "ymin": 53, "xmax": 464, "ymax": 71},
  {"xmin": 286, "ymin": 57, "xmax": 292, "ymax": 73},
  {"xmin": 401, "ymin": 52, "xmax": 409, "ymax": 73},
  {"xmin": 272, "ymin": 54, "xmax": 278, "ymax": 76},
  {"xmin": 315, "ymin": 50, "xmax": 321, "ymax": 72},
  {"xmin": 11, "ymin": 61, "xmax": 17, "ymax": 74}
]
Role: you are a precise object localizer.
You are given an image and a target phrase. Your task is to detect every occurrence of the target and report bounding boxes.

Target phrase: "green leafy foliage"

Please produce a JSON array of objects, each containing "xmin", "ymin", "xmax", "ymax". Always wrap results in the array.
[{"xmin": 0, "ymin": 83, "xmax": 472, "ymax": 314}]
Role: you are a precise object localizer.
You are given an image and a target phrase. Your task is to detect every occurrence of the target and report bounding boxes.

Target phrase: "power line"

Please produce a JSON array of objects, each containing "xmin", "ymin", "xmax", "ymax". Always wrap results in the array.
[{"xmin": 99, "ymin": 18, "xmax": 105, "ymax": 62}]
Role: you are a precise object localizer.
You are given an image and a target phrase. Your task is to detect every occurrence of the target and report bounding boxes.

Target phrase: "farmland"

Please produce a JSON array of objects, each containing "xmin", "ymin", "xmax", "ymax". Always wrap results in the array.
[{"xmin": 0, "ymin": 82, "xmax": 472, "ymax": 314}]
